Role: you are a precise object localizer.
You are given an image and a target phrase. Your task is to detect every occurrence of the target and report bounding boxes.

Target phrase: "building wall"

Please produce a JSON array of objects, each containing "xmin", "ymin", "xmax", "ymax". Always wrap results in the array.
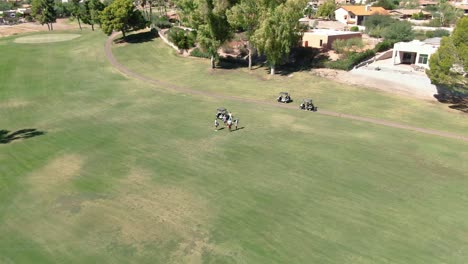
[
  {"xmin": 302, "ymin": 34, "xmax": 329, "ymax": 48},
  {"xmin": 327, "ymin": 33, "xmax": 362, "ymax": 49},
  {"xmin": 335, "ymin": 8, "xmax": 350, "ymax": 24},
  {"xmin": 302, "ymin": 32, "xmax": 361, "ymax": 49},
  {"xmin": 392, "ymin": 42, "xmax": 438, "ymax": 68}
]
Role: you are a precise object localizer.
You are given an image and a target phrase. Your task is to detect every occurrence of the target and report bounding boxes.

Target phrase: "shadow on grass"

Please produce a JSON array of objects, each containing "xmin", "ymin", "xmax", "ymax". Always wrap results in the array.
[
  {"xmin": 276, "ymin": 47, "xmax": 329, "ymax": 76},
  {"xmin": 0, "ymin": 129, "xmax": 46, "ymax": 144},
  {"xmin": 114, "ymin": 29, "xmax": 159, "ymax": 44},
  {"xmin": 434, "ymin": 85, "xmax": 468, "ymax": 113},
  {"xmin": 216, "ymin": 56, "xmax": 249, "ymax": 70},
  {"xmin": 230, "ymin": 126, "xmax": 245, "ymax": 132}
]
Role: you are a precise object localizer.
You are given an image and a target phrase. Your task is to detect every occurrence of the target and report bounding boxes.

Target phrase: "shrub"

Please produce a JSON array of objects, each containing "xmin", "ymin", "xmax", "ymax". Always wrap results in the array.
[
  {"xmin": 325, "ymin": 49, "xmax": 376, "ymax": 70},
  {"xmin": 432, "ymin": 29, "xmax": 450, "ymax": 37},
  {"xmin": 332, "ymin": 39, "xmax": 346, "ymax": 54},
  {"xmin": 168, "ymin": 27, "xmax": 196, "ymax": 50},
  {"xmin": 190, "ymin": 47, "xmax": 211, "ymax": 59},
  {"xmin": 382, "ymin": 20, "xmax": 414, "ymax": 42},
  {"xmin": 424, "ymin": 19, "xmax": 442, "ymax": 27},
  {"xmin": 152, "ymin": 15, "xmax": 172, "ymax": 29},
  {"xmin": 425, "ymin": 30, "xmax": 435, "ymax": 38},
  {"xmin": 332, "ymin": 38, "xmax": 364, "ymax": 54},
  {"xmin": 411, "ymin": 11, "xmax": 425, "ymax": 20},
  {"xmin": 374, "ymin": 39, "xmax": 397, "ymax": 52},
  {"xmin": 350, "ymin": 26, "xmax": 359, "ymax": 32}
]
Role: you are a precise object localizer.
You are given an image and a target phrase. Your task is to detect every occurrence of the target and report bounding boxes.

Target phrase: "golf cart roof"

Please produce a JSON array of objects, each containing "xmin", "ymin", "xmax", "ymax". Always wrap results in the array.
[
  {"xmin": 217, "ymin": 107, "xmax": 227, "ymax": 111},
  {"xmin": 303, "ymin": 98, "xmax": 313, "ymax": 103},
  {"xmin": 279, "ymin": 92, "xmax": 289, "ymax": 96}
]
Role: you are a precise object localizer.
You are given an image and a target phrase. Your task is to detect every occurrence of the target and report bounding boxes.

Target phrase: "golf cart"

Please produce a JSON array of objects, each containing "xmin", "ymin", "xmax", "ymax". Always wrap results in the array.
[
  {"xmin": 216, "ymin": 107, "xmax": 228, "ymax": 119},
  {"xmin": 300, "ymin": 99, "xmax": 318, "ymax": 111},
  {"xmin": 277, "ymin": 92, "xmax": 292, "ymax": 103}
]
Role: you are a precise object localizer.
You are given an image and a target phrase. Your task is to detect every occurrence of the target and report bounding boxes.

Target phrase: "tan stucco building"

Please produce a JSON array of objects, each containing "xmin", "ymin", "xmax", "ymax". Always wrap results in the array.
[{"xmin": 301, "ymin": 29, "xmax": 362, "ymax": 49}]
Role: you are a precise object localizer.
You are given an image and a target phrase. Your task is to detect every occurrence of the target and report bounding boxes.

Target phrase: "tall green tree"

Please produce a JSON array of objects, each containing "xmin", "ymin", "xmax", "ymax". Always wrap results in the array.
[
  {"xmin": 70, "ymin": 0, "xmax": 84, "ymax": 30},
  {"xmin": 100, "ymin": 0, "xmax": 148, "ymax": 39},
  {"xmin": 253, "ymin": 0, "xmax": 306, "ymax": 75},
  {"xmin": 196, "ymin": 0, "xmax": 233, "ymax": 69},
  {"xmin": 173, "ymin": 0, "xmax": 203, "ymax": 28},
  {"xmin": 382, "ymin": 20, "xmax": 414, "ymax": 42},
  {"xmin": 372, "ymin": 0, "xmax": 396, "ymax": 10},
  {"xmin": 82, "ymin": 0, "xmax": 105, "ymax": 31},
  {"xmin": 436, "ymin": 0, "xmax": 463, "ymax": 27},
  {"xmin": 428, "ymin": 17, "xmax": 467, "ymax": 92},
  {"xmin": 316, "ymin": 0, "xmax": 335, "ymax": 20},
  {"xmin": 227, "ymin": 0, "xmax": 262, "ymax": 70},
  {"xmin": 31, "ymin": 0, "xmax": 57, "ymax": 30}
]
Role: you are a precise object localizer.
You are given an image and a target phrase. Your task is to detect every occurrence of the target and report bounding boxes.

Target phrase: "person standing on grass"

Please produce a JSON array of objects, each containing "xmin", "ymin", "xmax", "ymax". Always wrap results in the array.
[
  {"xmin": 214, "ymin": 119, "xmax": 219, "ymax": 131},
  {"xmin": 235, "ymin": 118, "xmax": 239, "ymax": 130},
  {"xmin": 227, "ymin": 119, "xmax": 233, "ymax": 132}
]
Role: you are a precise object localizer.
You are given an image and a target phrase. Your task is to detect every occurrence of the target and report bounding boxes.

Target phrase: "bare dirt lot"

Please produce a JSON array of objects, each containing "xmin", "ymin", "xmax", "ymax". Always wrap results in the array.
[{"xmin": 0, "ymin": 19, "xmax": 79, "ymax": 38}]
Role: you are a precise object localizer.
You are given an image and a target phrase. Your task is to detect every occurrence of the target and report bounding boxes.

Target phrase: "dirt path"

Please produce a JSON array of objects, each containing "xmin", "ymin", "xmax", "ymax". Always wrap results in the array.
[{"xmin": 105, "ymin": 33, "xmax": 468, "ymax": 142}]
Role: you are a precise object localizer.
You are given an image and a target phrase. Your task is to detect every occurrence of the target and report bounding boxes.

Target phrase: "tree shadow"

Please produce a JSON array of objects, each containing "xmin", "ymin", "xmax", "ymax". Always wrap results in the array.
[
  {"xmin": 114, "ymin": 29, "xmax": 159, "ymax": 44},
  {"xmin": 216, "ymin": 56, "xmax": 249, "ymax": 70},
  {"xmin": 0, "ymin": 129, "xmax": 46, "ymax": 144},
  {"xmin": 433, "ymin": 85, "xmax": 468, "ymax": 113},
  {"xmin": 276, "ymin": 47, "xmax": 329, "ymax": 76}
]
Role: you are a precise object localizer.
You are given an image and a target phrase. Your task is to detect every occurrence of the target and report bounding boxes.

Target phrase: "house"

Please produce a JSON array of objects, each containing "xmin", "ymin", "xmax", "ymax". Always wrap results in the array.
[
  {"xmin": 301, "ymin": 29, "xmax": 362, "ymax": 49},
  {"xmin": 389, "ymin": 9, "xmax": 432, "ymax": 20},
  {"xmin": 451, "ymin": 3, "xmax": 468, "ymax": 15},
  {"xmin": 335, "ymin": 5, "xmax": 389, "ymax": 25},
  {"xmin": 391, "ymin": 38, "xmax": 441, "ymax": 69},
  {"xmin": 418, "ymin": 0, "xmax": 438, "ymax": 7}
]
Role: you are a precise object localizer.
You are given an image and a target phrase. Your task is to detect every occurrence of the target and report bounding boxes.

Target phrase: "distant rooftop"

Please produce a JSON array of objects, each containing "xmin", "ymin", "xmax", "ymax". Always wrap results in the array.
[
  {"xmin": 423, "ymin": 37, "xmax": 442, "ymax": 45},
  {"xmin": 305, "ymin": 29, "xmax": 362, "ymax": 36}
]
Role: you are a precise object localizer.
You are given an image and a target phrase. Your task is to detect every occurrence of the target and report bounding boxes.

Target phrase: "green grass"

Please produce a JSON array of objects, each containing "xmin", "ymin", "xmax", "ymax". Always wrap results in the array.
[
  {"xmin": 113, "ymin": 33, "xmax": 468, "ymax": 135},
  {"xmin": 0, "ymin": 30, "xmax": 467, "ymax": 264}
]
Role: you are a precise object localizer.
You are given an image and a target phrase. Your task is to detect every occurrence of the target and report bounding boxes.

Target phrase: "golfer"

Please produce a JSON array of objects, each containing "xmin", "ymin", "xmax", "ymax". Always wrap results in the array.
[
  {"xmin": 234, "ymin": 118, "xmax": 239, "ymax": 130},
  {"xmin": 222, "ymin": 115, "xmax": 227, "ymax": 124},
  {"xmin": 214, "ymin": 119, "xmax": 219, "ymax": 131},
  {"xmin": 227, "ymin": 119, "xmax": 233, "ymax": 131}
]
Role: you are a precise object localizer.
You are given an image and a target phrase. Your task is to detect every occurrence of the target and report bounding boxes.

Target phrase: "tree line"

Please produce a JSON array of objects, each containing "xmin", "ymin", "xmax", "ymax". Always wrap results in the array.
[
  {"xmin": 31, "ymin": 0, "xmax": 148, "ymax": 35},
  {"xmin": 173, "ymin": 0, "xmax": 307, "ymax": 74}
]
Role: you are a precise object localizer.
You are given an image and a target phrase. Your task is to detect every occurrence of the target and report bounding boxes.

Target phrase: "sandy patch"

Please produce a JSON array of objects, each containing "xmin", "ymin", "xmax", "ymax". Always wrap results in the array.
[
  {"xmin": 0, "ymin": 99, "xmax": 30, "ymax": 109},
  {"xmin": 29, "ymin": 154, "xmax": 84, "ymax": 192},
  {"xmin": 311, "ymin": 68, "xmax": 437, "ymax": 100},
  {"xmin": 14, "ymin": 33, "xmax": 81, "ymax": 44},
  {"xmin": 0, "ymin": 19, "xmax": 80, "ymax": 38}
]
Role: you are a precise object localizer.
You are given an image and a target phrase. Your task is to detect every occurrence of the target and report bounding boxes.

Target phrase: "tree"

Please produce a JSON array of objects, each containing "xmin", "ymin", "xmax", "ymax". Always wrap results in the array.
[
  {"xmin": 372, "ymin": 0, "xmax": 396, "ymax": 10},
  {"xmin": 227, "ymin": 0, "xmax": 263, "ymax": 70},
  {"xmin": 31, "ymin": 0, "xmax": 57, "ymax": 30},
  {"xmin": 196, "ymin": 0, "xmax": 233, "ymax": 69},
  {"xmin": 436, "ymin": 0, "xmax": 463, "ymax": 27},
  {"xmin": 382, "ymin": 20, "xmax": 414, "ymax": 42},
  {"xmin": 316, "ymin": 0, "xmax": 335, "ymax": 20},
  {"xmin": 0, "ymin": 1, "xmax": 13, "ymax": 11},
  {"xmin": 82, "ymin": 0, "xmax": 105, "ymax": 31},
  {"xmin": 173, "ymin": 0, "xmax": 203, "ymax": 28},
  {"xmin": 427, "ymin": 17, "xmax": 467, "ymax": 92},
  {"xmin": 168, "ymin": 27, "xmax": 197, "ymax": 51},
  {"xmin": 70, "ymin": 0, "xmax": 84, "ymax": 30},
  {"xmin": 364, "ymin": 15, "xmax": 394, "ymax": 34},
  {"xmin": 253, "ymin": 0, "xmax": 306, "ymax": 75},
  {"xmin": 100, "ymin": 0, "xmax": 148, "ymax": 39}
]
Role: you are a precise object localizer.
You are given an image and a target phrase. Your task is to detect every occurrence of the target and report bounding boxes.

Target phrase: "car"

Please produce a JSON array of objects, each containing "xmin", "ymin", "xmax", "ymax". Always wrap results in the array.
[
  {"xmin": 216, "ymin": 107, "xmax": 228, "ymax": 119},
  {"xmin": 299, "ymin": 99, "xmax": 317, "ymax": 111},
  {"xmin": 277, "ymin": 92, "xmax": 292, "ymax": 103}
]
